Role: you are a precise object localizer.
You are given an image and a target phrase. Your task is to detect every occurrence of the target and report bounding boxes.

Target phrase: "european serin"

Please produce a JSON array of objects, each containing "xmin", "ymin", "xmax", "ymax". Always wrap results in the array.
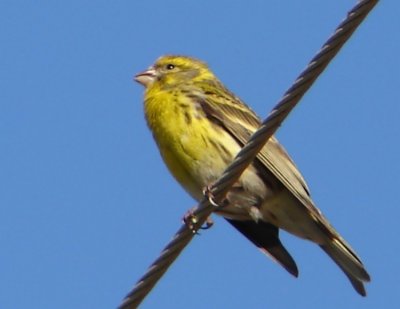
[{"xmin": 135, "ymin": 55, "xmax": 370, "ymax": 295}]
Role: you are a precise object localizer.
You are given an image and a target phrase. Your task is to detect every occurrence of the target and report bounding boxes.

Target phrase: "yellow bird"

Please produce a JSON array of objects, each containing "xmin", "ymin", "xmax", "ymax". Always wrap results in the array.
[{"xmin": 135, "ymin": 55, "xmax": 370, "ymax": 295}]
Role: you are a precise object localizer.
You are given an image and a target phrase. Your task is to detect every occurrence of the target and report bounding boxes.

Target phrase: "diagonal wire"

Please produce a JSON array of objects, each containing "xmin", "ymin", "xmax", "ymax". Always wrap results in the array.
[{"xmin": 119, "ymin": 1, "xmax": 379, "ymax": 308}]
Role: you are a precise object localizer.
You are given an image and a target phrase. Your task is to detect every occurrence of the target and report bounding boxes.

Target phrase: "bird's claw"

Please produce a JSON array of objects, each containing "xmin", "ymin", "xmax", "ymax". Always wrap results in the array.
[
  {"xmin": 200, "ymin": 216, "xmax": 214, "ymax": 230},
  {"xmin": 202, "ymin": 185, "xmax": 228, "ymax": 208},
  {"xmin": 183, "ymin": 207, "xmax": 214, "ymax": 234}
]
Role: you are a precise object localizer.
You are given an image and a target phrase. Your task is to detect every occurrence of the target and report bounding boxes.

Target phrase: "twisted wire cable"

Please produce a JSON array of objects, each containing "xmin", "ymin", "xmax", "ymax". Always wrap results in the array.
[{"xmin": 119, "ymin": 1, "xmax": 379, "ymax": 307}]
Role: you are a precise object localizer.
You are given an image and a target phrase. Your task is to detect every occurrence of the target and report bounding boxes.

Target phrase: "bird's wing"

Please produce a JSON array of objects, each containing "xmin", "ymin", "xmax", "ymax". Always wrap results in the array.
[
  {"xmin": 191, "ymin": 81, "xmax": 370, "ymax": 292},
  {"xmin": 192, "ymin": 81, "xmax": 316, "ymax": 214},
  {"xmin": 194, "ymin": 82, "xmax": 362, "ymax": 241}
]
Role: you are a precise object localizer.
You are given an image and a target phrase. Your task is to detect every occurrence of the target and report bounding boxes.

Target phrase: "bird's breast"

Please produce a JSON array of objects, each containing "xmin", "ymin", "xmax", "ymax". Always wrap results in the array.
[{"xmin": 144, "ymin": 92, "xmax": 241, "ymax": 200}]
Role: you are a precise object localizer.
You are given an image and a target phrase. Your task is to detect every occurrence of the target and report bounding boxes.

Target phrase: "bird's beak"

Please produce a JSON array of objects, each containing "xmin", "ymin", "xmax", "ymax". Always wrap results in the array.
[{"xmin": 134, "ymin": 67, "xmax": 157, "ymax": 87}]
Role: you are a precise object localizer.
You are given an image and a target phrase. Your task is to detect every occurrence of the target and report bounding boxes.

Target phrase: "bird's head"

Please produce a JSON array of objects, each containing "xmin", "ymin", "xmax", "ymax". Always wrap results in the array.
[{"xmin": 135, "ymin": 55, "xmax": 216, "ymax": 88}]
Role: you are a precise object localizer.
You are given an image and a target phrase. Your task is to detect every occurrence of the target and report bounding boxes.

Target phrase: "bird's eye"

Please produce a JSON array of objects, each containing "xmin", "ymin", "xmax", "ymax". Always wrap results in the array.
[{"xmin": 166, "ymin": 64, "xmax": 175, "ymax": 70}]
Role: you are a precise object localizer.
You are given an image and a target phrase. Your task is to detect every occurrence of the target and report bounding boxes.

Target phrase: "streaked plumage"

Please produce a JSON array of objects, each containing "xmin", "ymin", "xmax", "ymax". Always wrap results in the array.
[{"xmin": 135, "ymin": 55, "xmax": 370, "ymax": 295}]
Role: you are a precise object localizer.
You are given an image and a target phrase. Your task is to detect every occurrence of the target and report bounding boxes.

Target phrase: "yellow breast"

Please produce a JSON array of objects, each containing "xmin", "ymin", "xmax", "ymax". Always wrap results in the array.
[{"xmin": 144, "ymin": 88, "xmax": 236, "ymax": 200}]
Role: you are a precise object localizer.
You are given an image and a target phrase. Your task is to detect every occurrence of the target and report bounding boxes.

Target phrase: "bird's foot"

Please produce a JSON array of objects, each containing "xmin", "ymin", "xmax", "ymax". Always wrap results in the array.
[
  {"xmin": 182, "ymin": 207, "xmax": 214, "ymax": 234},
  {"xmin": 202, "ymin": 185, "xmax": 229, "ymax": 208}
]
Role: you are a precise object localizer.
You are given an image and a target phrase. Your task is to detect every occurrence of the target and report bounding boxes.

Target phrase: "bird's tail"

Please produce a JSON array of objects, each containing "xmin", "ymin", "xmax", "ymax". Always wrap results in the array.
[
  {"xmin": 226, "ymin": 219, "xmax": 299, "ymax": 277},
  {"xmin": 320, "ymin": 237, "xmax": 371, "ymax": 296}
]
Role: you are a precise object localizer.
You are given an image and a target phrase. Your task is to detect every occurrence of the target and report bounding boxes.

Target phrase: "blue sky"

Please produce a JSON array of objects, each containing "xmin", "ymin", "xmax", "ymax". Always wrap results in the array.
[{"xmin": 1, "ymin": 1, "xmax": 398, "ymax": 308}]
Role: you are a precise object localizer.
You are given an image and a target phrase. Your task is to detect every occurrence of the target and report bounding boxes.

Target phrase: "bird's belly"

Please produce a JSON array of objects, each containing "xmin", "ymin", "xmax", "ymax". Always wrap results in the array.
[
  {"xmin": 157, "ymin": 122, "xmax": 239, "ymax": 201},
  {"xmin": 159, "ymin": 144, "xmax": 204, "ymax": 200},
  {"xmin": 216, "ymin": 170, "xmax": 324, "ymax": 243}
]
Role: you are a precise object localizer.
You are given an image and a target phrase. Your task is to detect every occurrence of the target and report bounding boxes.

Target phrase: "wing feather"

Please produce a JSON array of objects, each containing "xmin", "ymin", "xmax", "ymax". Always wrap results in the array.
[
  {"xmin": 191, "ymin": 81, "xmax": 364, "ymax": 266},
  {"xmin": 188, "ymin": 80, "xmax": 370, "ymax": 291},
  {"xmin": 191, "ymin": 80, "xmax": 314, "ymax": 213}
]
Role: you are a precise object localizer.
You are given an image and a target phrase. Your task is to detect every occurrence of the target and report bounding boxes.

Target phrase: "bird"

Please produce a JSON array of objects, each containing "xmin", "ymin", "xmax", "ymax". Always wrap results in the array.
[{"xmin": 134, "ymin": 55, "xmax": 370, "ymax": 296}]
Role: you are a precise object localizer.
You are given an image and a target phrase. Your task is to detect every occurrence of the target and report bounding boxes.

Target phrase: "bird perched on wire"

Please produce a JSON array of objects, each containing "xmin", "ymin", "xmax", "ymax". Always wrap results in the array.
[{"xmin": 134, "ymin": 55, "xmax": 370, "ymax": 296}]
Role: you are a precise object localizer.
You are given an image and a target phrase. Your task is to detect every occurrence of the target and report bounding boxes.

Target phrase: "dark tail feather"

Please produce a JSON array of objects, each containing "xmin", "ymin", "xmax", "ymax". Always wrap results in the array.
[
  {"xmin": 320, "ymin": 238, "xmax": 371, "ymax": 296},
  {"xmin": 226, "ymin": 219, "xmax": 298, "ymax": 277}
]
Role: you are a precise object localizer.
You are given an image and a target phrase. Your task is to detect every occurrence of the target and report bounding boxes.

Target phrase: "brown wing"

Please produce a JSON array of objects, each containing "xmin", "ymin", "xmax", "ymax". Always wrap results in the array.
[
  {"xmin": 193, "ymin": 81, "xmax": 358, "ymax": 242},
  {"xmin": 190, "ymin": 80, "xmax": 370, "ymax": 290},
  {"xmin": 191, "ymin": 79, "xmax": 315, "ymax": 213}
]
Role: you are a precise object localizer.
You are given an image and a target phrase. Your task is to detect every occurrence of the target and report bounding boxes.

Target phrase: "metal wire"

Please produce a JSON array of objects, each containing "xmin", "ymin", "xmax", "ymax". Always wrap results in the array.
[{"xmin": 119, "ymin": 1, "xmax": 379, "ymax": 308}]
